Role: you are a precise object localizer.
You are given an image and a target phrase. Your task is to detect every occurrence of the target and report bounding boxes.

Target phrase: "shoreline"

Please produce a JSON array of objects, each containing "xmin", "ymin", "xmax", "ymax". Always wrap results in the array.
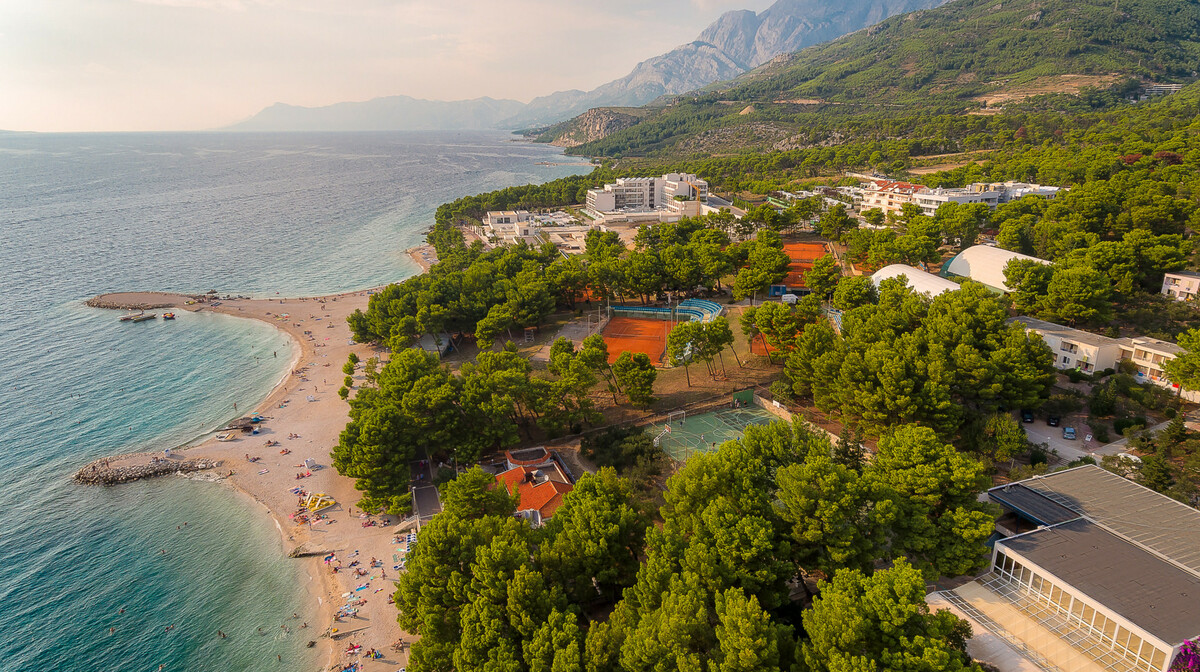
[{"xmin": 80, "ymin": 288, "xmax": 409, "ymax": 672}]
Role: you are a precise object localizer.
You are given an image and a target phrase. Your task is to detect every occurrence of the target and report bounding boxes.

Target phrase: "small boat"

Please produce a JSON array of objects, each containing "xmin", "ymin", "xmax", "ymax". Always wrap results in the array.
[
  {"xmin": 216, "ymin": 433, "xmax": 236, "ymax": 442},
  {"xmin": 130, "ymin": 313, "xmax": 157, "ymax": 323},
  {"xmin": 162, "ymin": 312, "xmax": 176, "ymax": 320},
  {"xmin": 119, "ymin": 311, "xmax": 143, "ymax": 322}
]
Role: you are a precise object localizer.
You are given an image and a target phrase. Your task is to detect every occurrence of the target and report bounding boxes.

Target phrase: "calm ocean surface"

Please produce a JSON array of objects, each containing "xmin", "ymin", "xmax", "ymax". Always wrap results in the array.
[{"xmin": 0, "ymin": 131, "xmax": 588, "ymax": 671}]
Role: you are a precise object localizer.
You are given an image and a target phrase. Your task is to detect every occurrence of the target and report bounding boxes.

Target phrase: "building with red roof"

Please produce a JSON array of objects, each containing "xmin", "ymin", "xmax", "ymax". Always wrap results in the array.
[
  {"xmin": 860, "ymin": 180, "xmax": 927, "ymax": 216},
  {"xmin": 494, "ymin": 454, "xmax": 575, "ymax": 526}
]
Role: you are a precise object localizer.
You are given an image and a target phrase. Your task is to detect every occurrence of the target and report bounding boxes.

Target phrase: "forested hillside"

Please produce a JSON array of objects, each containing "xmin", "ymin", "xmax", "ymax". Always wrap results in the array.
[{"xmin": 565, "ymin": 0, "xmax": 1200, "ymax": 158}]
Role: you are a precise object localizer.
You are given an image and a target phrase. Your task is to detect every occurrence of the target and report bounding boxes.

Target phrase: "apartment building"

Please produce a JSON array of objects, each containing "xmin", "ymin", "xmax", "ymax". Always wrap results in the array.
[
  {"xmin": 912, "ymin": 182, "xmax": 1061, "ymax": 217},
  {"xmin": 858, "ymin": 180, "xmax": 926, "ymax": 216},
  {"xmin": 585, "ymin": 173, "xmax": 708, "ymax": 216},
  {"xmin": 913, "ymin": 185, "xmax": 1000, "ymax": 217},
  {"xmin": 1009, "ymin": 316, "xmax": 1122, "ymax": 374},
  {"xmin": 483, "ymin": 210, "xmax": 538, "ymax": 241},
  {"xmin": 1116, "ymin": 336, "xmax": 1192, "ymax": 398},
  {"xmin": 1160, "ymin": 270, "xmax": 1200, "ymax": 301}
]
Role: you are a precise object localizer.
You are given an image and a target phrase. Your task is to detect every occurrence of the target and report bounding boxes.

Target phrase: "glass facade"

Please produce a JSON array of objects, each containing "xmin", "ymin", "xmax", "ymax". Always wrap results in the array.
[{"xmin": 993, "ymin": 550, "xmax": 1170, "ymax": 672}]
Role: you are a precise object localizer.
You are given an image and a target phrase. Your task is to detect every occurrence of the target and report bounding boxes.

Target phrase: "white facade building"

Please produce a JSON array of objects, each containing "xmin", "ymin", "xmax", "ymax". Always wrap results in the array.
[
  {"xmin": 585, "ymin": 173, "xmax": 708, "ymax": 216},
  {"xmin": 913, "ymin": 182, "xmax": 1060, "ymax": 217},
  {"xmin": 859, "ymin": 180, "xmax": 926, "ymax": 216},
  {"xmin": 483, "ymin": 210, "xmax": 538, "ymax": 242},
  {"xmin": 1116, "ymin": 336, "xmax": 1200, "ymax": 401},
  {"xmin": 913, "ymin": 186, "xmax": 1000, "ymax": 217},
  {"xmin": 1009, "ymin": 316, "xmax": 1122, "ymax": 374},
  {"xmin": 584, "ymin": 173, "xmax": 710, "ymax": 222},
  {"xmin": 1160, "ymin": 271, "xmax": 1200, "ymax": 301}
]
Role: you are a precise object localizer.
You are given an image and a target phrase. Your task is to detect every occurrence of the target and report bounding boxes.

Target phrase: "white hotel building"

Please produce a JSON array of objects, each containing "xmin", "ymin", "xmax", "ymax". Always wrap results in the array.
[{"xmin": 585, "ymin": 173, "xmax": 709, "ymax": 223}]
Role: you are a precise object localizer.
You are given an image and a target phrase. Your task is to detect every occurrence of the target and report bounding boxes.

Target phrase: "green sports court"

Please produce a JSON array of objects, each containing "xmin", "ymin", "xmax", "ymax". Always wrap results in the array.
[{"xmin": 646, "ymin": 404, "xmax": 782, "ymax": 462}]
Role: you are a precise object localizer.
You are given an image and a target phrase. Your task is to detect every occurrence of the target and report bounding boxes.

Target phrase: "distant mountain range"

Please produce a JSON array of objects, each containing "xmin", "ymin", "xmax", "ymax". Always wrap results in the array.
[
  {"xmin": 559, "ymin": 0, "xmax": 1200, "ymax": 158},
  {"xmin": 225, "ymin": 96, "xmax": 526, "ymax": 132},
  {"xmin": 227, "ymin": 0, "xmax": 950, "ymax": 132},
  {"xmin": 502, "ymin": 0, "xmax": 951, "ymax": 129}
]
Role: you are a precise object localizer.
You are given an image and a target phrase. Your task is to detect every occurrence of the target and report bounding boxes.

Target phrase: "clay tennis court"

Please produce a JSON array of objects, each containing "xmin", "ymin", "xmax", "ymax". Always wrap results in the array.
[
  {"xmin": 749, "ymin": 336, "xmax": 781, "ymax": 358},
  {"xmin": 781, "ymin": 242, "xmax": 828, "ymax": 289},
  {"xmin": 601, "ymin": 316, "xmax": 672, "ymax": 365}
]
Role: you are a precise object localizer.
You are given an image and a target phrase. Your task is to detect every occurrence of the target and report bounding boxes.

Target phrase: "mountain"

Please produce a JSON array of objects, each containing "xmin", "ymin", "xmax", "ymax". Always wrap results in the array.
[
  {"xmin": 719, "ymin": 0, "xmax": 1200, "ymax": 106},
  {"xmin": 225, "ymin": 96, "xmax": 526, "ymax": 132},
  {"xmin": 562, "ymin": 0, "xmax": 1200, "ymax": 157},
  {"xmin": 500, "ymin": 0, "xmax": 953, "ymax": 129}
]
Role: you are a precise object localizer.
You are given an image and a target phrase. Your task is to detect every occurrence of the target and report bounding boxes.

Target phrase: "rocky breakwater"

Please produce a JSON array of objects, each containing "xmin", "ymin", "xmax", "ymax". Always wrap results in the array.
[
  {"xmin": 85, "ymin": 292, "xmax": 197, "ymax": 310},
  {"xmin": 74, "ymin": 456, "xmax": 223, "ymax": 485}
]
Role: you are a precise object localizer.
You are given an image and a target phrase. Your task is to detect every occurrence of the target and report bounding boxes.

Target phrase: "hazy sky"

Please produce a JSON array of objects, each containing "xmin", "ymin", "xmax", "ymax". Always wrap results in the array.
[{"xmin": 0, "ymin": 0, "xmax": 773, "ymax": 132}]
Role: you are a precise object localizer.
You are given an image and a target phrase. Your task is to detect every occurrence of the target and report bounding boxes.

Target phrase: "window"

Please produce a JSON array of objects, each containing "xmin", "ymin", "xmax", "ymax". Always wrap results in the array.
[
  {"xmin": 1062, "ymin": 356, "xmax": 1072, "ymax": 364},
  {"xmin": 1055, "ymin": 587, "xmax": 1072, "ymax": 610}
]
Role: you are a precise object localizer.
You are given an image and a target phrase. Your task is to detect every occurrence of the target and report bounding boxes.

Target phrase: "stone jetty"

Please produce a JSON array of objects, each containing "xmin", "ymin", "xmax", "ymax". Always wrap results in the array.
[
  {"xmin": 85, "ymin": 292, "xmax": 198, "ymax": 310},
  {"xmin": 74, "ymin": 456, "xmax": 223, "ymax": 485}
]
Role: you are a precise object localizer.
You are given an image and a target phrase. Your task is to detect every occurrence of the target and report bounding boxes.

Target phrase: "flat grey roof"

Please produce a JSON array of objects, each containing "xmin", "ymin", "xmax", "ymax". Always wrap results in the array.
[
  {"xmin": 1119, "ymin": 336, "xmax": 1185, "ymax": 356},
  {"xmin": 988, "ymin": 483, "xmax": 1080, "ymax": 526},
  {"xmin": 1019, "ymin": 465, "xmax": 1200, "ymax": 576},
  {"xmin": 1009, "ymin": 316, "xmax": 1119, "ymax": 348},
  {"xmin": 999, "ymin": 518, "xmax": 1200, "ymax": 645}
]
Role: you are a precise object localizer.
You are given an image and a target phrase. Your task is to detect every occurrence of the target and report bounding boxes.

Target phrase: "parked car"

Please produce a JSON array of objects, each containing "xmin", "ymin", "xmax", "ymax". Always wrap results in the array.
[
  {"xmin": 1047, "ymin": 415, "xmax": 1061, "ymax": 427},
  {"xmin": 1063, "ymin": 427, "xmax": 1077, "ymax": 440},
  {"xmin": 1021, "ymin": 409, "xmax": 1035, "ymax": 423}
]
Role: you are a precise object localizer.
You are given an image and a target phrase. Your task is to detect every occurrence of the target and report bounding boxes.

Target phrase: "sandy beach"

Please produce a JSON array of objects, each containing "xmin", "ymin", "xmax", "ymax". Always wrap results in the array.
[{"xmin": 85, "ymin": 290, "xmax": 410, "ymax": 672}]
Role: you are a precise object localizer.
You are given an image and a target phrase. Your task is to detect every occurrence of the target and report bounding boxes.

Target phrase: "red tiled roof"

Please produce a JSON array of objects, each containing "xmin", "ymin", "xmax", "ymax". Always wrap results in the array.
[{"xmin": 496, "ymin": 466, "xmax": 573, "ymax": 520}]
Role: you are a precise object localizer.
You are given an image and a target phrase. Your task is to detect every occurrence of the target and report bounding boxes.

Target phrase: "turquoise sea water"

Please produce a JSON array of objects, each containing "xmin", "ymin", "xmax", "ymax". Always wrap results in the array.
[{"xmin": 0, "ymin": 131, "xmax": 589, "ymax": 671}]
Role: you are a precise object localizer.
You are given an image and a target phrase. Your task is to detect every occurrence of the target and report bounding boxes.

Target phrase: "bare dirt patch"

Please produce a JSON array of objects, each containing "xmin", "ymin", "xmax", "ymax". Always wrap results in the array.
[{"xmin": 974, "ymin": 73, "xmax": 1122, "ymax": 107}]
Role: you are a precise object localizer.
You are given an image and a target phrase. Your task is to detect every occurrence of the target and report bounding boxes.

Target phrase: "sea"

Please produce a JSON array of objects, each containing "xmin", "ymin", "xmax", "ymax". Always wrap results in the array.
[{"xmin": 0, "ymin": 131, "xmax": 590, "ymax": 671}]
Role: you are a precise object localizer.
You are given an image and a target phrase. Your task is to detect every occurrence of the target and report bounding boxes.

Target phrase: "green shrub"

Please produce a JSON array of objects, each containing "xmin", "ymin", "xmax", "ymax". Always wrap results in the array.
[
  {"xmin": 769, "ymin": 380, "xmax": 793, "ymax": 401},
  {"xmin": 1114, "ymin": 417, "xmax": 1147, "ymax": 435},
  {"xmin": 1165, "ymin": 407, "xmax": 1177, "ymax": 419},
  {"xmin": 1044, "ymin": 393, "xmax": 1083, "ymax": 416},
  {"xmin": 1029, "ymin": 446, "xmax": 1049, "ymax": 466},
  {"xmin": 347, "ymin": 352, "xmax": 359, "ymax": 365},
  {"xmin": 1087, "ymin": 421, "xmax": 1111, "ymax": 444},
  {"xmin": 1089, "ymin": 382, "xmax": 1117, "ymax": 417},
  {"xmin": 343, "ymin": 362, "xmax": 355, "ymax": 375},
  {"xmin": 344, "ymin": 375, "xmax": 354, "ymax": 388},
  {"xmin": 338, "ymin": 386, "xmax": 350, "ymax": 399}
]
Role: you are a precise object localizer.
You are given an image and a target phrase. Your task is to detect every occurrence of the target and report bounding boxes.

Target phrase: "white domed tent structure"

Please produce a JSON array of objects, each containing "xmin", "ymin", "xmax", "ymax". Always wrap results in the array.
[
  {"xmin": 942, "ymin": 245, "xmax": 1049, "ymax": 292},
  {"xmin": 871, "ymin": 264, "xmax": 962, "ymax": 297}
]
